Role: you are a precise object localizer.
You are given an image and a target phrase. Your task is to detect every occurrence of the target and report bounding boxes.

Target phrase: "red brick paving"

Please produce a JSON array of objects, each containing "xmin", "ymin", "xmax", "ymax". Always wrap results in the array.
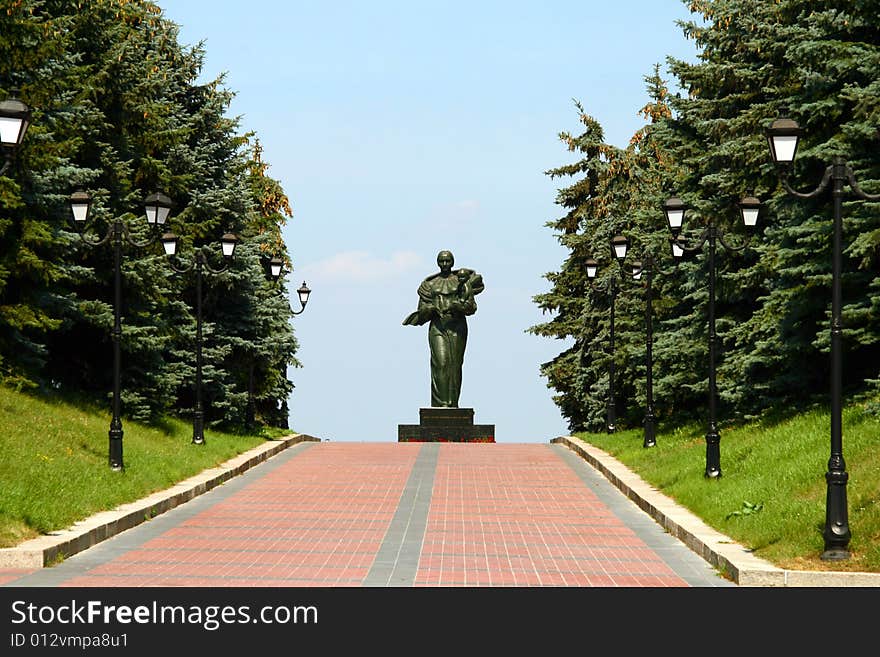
[
  {"xmin": 414, "ymin": 444, "xmax": 687, "ymax": 586},
  {"xmin": 0, "ymin": 569, "xmax": 37, "ymax": 585},
  {"xmin": 4, "ymin": 443, "xmax": 693, "ymax": 587},
  {"xmin": 61, "ymin": 442, "xmax": 420, "ymax": 587}
]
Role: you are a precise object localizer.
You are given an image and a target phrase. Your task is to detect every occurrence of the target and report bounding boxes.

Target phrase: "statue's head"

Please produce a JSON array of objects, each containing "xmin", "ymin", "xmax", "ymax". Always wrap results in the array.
[{"xmin": 436, "ymin": 250, "xmax": 454, "ymax": 272}]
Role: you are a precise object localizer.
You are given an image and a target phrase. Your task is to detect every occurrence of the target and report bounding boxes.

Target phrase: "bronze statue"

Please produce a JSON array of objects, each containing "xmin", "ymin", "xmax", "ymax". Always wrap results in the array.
[{"xmin": 403, "ymin": 250, "xmax": 484, "ymax": 408}]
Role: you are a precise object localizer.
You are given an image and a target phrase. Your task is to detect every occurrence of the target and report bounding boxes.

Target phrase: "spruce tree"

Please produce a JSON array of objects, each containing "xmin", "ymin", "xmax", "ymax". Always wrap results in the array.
[
  {"xmin": 529, "ymin": 101, "xmax": 622, "ymax": 431},
  {"xmin": 226, "ymin": 141, "xmax": 300, "ymax": 429},
  {"xmin": 531, "ymin": 69, "xmax": 684, "ymax": 432},
  {"xmin": 0, "ymin": 4, "xmax": 83, "ymax": 389},
  {"xmin": 663, "ymin": 0, "xmax": 880, "ymax": 419},
  {"xmin": 1, "ymin": 0, "xmax": 304, "ymax": 433}
]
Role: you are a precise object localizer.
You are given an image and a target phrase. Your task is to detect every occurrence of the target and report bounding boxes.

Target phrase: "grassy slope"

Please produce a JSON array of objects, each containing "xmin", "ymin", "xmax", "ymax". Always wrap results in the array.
[
  {"xmin": 575, "ymin": 397, "xmax": 880, "ymax": 572},
  {"xmin": 0, "ymin": 386, "xmax": 287, "ymax": 547}
]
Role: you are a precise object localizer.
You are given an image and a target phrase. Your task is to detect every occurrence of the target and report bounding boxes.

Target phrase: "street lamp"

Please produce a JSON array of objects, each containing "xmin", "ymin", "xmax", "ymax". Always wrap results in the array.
[
  {"xmin": 268, "ymin": 256, "xmax": 284, "ymax": 282},
  {"xmin": 609, "ymin": 234, "xmax": 644, "ymax": 440},
  {"xmin": 293, "ymin": 281, "xmax": 311, "ymax": 315},
  {"xmin": 261, "ymin": 254, "xmax": 310, "ymax": 429},
  {"xmin": 264, "ymin": 255, "xmax": 311, "ymax": 314},
  {"xmin": 765, "ymin": 114, "xmax": 880, "ymax": 561},
  {"xmin": 585, "ymin": 249, "xmax": 622, "ymax": 434},
  {"xmin": 0, "ymin": 90, "xmax": 31, "ymax": 176},
  {"xmin": 162, "ymin": 230, "xmax": 238, "ymax": 445},
  {"xmin": 664, "ymin": 193, "xmax": 761, "ymax": 478},
  {"xmin": 68, "ymin": 189, "xmax": 172, "ymax": 470},
  {"xmin": 612, "ymin": 233, "xmax": 677, "ymax": 448}
]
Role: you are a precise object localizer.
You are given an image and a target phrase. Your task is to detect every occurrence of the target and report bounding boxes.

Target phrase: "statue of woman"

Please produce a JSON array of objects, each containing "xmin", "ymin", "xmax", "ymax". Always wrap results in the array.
[{"xmin": 403, "ymin": 250, "xmax": 484, "ymax": 407}]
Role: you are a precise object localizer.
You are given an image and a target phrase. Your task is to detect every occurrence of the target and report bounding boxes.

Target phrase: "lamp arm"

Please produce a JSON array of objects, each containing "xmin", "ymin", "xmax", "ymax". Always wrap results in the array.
[
  {"xmin": 633, "ymin": 251, "xmax": 678, "ymax": 277},
  {"xmin": 0, "ymin": 155, "xmax": 11, "ymax": 176},
  {"xmin": 122, "ymin": 221, "xmax": 159, "ymax": 249},
  {"xmin": 167, "ymin": 256, "xmax": 194, "ymax": 275},
  {"xmin": 846, "ymin": 167, "xmax": 880, "ymax": 201},
  {"xmin": 618, "ymin": 261, "xmax": 643, "ymax": 280},
  {"xmin": 673, "ymin": 227, "xmax": 710, "ymax": 254},
  {"xmin": 75, "ymin": 222, "xmax": 113, "ymax": 248},
  {"xmin": 652, "ymin": 258, "xmax": 677, "ymax": 277},
  {"xmin": 201, "ymin": 251, "xmax": 230, "ymax": 275},
  {"xmin": 292, "ymin": 305, "xmax": 307, "ymax": 315},
  {"xmin": 779, "ymin": 165, "xmax": 832, "ymax": 199},
  {"xmin": 203, "ymin": 261, "xmax": 229, "ymax": 275},
  {"xmin": 718, "ymin": 229, "xmax": 751, "ymax": 253}
]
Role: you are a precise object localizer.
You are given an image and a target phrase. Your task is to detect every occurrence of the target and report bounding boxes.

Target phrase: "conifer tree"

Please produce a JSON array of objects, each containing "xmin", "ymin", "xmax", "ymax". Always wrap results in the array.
[
  {"xmin": 0, "ymin": 4, "xmax": 83, "ymax": 388},
  {"xmin": 663, "ymin": 0, "xmax": 880, "ymax": 418},
  {"xmin": 611, "ymin": 67, "xmax": 691, "ymax": 426},
  {"xmin": 38, "ymin": 0, "xmax": 215, "ymax": 421},
  {"xmin": 1, "ymin": 0, "xmax": 304, "ymax": 432},
  {"xmin": 235, "ymin": 140, "xmax": 300, "ymax": 428},
  {"xmin": 529, "ymin": 101, "xmax": 621, "ymax": 431},
  {"xmin": 531, "ymin": 69, "xmax": 685, "ymax": 432}
]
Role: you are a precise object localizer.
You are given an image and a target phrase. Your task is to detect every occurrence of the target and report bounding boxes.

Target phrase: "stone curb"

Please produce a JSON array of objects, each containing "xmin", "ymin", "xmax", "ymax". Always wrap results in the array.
[
  {"xmin": 0, "ymin": 433, "xmax": 321, "ymax": 569},
  {"xmin": 552, "ymin": 435, "xmax": 880, "ymax": 587}
]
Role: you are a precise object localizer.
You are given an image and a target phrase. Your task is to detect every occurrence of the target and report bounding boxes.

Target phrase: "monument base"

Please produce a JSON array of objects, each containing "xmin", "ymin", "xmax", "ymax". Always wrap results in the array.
[{"xmin": 398, "ymin": 407, "xmax": 495, "ymax": 443}]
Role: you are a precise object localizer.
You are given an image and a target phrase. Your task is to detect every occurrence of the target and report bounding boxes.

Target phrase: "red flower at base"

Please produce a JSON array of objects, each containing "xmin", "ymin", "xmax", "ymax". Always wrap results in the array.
[{"xmin": 398, "ymin": 436, "xmax": 495, "ymax": 443}]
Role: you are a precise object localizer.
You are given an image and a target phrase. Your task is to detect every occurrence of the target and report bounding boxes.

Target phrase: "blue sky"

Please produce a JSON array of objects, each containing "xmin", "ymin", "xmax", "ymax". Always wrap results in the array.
[{"xmin": 159, "ymin": 1, "xmax": 700, "ymax": 442}]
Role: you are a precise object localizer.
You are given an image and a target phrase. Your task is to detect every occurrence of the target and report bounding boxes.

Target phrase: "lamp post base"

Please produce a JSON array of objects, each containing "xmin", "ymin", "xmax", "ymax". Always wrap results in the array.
[
  {"xmin": 820, "ymin": 548, "xmax": 850, "ymax": 562},
  {"xmin": 705, "ymin": 429, "xmax": 721, "ymax": 478},
  {"xmin": 643, "ymin": 412, "xmax": 656, "ymax": 448},
  {"xmin": 109, "ymin": 429, "xmax": 124, "ymax": 472},
  {"xmin": 822, "ymin": 467, "xmax": 850, "ymax": 559},
  {"xmin": 192, "ymin": 412, "xmax": 205, "ymax": 445},
  {"xmin": 108, "ymin": 424, "xmax": 123, "ymax": 472}
]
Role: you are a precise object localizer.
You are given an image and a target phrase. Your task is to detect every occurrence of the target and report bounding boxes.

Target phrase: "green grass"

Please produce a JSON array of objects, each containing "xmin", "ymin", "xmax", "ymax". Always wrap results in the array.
[
  {"xmin": 574, "ymin": 397, "xmax": 880, "ymax": 573},
  {"xmin": 0, "ymin": 385, "xmax": 291, "ymax": 548}
]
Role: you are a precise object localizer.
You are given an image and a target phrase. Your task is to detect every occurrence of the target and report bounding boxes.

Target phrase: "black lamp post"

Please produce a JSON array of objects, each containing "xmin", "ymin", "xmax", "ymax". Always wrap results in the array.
[
  {"xmin": 0, "ymin": 90, "xmax": 31, "ymax": 176},
  {"xmin": 584, "ymin": 258, "xmax": 600, "ymax": 426},
  {"xmin": 611, "ymin": 233, "xmax": 677, "ymax": 448},
  {"xmin": 664, "ymin": 194, "xmax": 761, "ymax": 478},
  {"xmin": 264, "ymin": 255, "xmax": 310, "ymax": 430},
  {"xmin": 585, "ymin": 251, "xmax": 619, "ymax": 434},
  {"xmin": 68, "ymin": 190, "xmax": 173, "ymax": 470},
  {"xmin": 765, "ymin": 115, "xmax": 880, "ymax": 561},
  {"xmin": 162, "ymin": 230, "xmax": 239, "ymax": 445},
  {"xmin": 610, "ymin": 235, "xmax": 638, "ymax": 437}
]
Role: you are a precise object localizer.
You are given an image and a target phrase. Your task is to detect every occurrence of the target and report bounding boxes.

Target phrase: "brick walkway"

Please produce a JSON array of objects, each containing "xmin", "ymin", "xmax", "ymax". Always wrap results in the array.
[{"xmin": 1, "ymin": 442, "xmax": 732, "ymax": 587}]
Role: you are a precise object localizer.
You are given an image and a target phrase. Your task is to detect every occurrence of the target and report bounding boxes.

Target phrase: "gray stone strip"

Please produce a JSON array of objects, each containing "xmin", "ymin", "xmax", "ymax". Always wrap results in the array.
[
  {"xmin": 363, "ymin": 443, "xmax": 439, "ymax": 586},
  {"xmin": 1, "ymin": 437, "xmax": 321, "ymax": 582}
]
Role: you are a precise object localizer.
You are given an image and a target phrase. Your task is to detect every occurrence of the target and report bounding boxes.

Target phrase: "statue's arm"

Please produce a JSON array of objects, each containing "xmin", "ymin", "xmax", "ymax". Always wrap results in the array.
[
  {"xmin": 459, "ymin": 287, "xmax": 477, "ymax": 315},
  {"xmin": 402, "ymin": 279, "xmax": 437, "ymax": 325},
  {"xmin": 416, "ymin": 296, "xmax": 438, "ymax": 322},
  {"xmin": 419, "ymin": 280, "xmax": 442, "ymax": 319}
]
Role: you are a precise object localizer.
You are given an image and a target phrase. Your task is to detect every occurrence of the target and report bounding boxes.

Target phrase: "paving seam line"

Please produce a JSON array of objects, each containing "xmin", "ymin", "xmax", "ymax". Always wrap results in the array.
[
  {"xmin": 551, "ymin": 435, "xmax": 880, "ymax": 588},
  {"xmin": 363, "ymin": 442, "xmax": 438, "ymax": 587},
  {"xmin": 0, "ymin": 434, "xmax": 321, "ymax": 569}
]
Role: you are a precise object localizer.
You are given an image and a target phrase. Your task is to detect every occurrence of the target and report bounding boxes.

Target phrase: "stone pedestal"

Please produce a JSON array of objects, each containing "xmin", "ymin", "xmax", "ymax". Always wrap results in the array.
[{"xmin": 398, "ymin": 408, "xmax": 495, "ymax": 443}]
